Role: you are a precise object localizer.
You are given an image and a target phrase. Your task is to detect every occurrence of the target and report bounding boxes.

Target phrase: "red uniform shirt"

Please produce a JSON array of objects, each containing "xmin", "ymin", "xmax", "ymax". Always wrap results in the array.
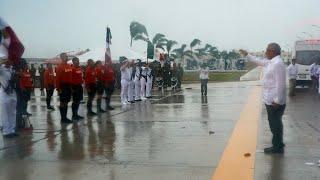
[
  {"xmin": 44, "ymin": 68, "xmax": 55, "ymax": 88},
  {"xmin": 56, "ymin": 62, "xmax": 73, "ymax": 89},
  {"xmin": 103, "ymin": 66, "xmax": 115, "ymax": 85},
  {"xmin": 95, "ymin": 65, "xmax": 105, "ymax": 82},
  {"xmin": 85, "ymin": 66, "xmax": 96, "ymax": 85},
  {"xmin": 72, "ymin": 66, "xmax": 83, "ymax": 85},
  {"xmin": 20, "ymin": 69, "xmax": 33, "ymax": 90}
]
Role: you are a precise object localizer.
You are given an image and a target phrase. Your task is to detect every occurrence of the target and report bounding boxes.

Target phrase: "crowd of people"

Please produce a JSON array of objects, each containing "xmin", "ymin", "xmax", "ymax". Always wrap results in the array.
[
  {"xmin": 287, "ymin": 56, "xmax": 320, "ymax": 96},
  {"xmin": 0, "ymin": 52, "xmax": 185, "ymax": 138}
]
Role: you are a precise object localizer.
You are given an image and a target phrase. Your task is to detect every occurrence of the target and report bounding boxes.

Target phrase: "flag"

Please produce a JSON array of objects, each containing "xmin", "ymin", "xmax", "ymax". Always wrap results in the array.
[
  {"xmin": 0, "ymin": 17, "xmax": 24, "ymax": 66},
  {"xmin": 105, "ymin": 27, "xmax": 112, "ymax": 65},
  {"xmin": 147, "ymin": 41, "xmax": 154, "ymax": 60}
]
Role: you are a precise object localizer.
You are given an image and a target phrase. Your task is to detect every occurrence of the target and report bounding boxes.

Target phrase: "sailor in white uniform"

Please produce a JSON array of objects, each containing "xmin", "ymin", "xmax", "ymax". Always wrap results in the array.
[
  {"xmin": 134, "ymin": 60, "xmax": 142, "ymax": 101},
  {"xmin": 0, "ymin": 61, "xmax": 18, "ymax": 138},
  {"xmin": 127, "ymin": 60, "xmax": 135, "ymax": 103},
  {"xmin": 120, "ymin": 59, "xmax": 130, "ymax": 105},
  {"xmin": 146, "ymin": 63, "xmax": 153, "ymax": 98},
  {"xmin": 140, "ymin": 63, "xmax": 148, "ymax": 100}
]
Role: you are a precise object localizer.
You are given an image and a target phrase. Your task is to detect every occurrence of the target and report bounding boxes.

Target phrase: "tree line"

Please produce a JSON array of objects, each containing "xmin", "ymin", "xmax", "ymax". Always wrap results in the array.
[{"xmin": 129, "ymin": 21, "xmax": 241, "ymax": 70}]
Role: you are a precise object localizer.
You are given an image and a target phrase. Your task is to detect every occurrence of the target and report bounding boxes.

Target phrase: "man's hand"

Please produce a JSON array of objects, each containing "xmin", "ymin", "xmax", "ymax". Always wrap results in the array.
[
  {"xmin": 239, "ymin": 49, "xmax": 248, "ymax": 57},
  {"xmin": 272, "ymin": 102, "xmax": 280, "ymax": 109}
]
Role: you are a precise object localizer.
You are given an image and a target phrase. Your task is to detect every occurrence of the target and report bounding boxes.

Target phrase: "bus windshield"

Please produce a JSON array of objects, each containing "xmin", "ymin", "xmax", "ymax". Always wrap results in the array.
[{"xmin": 296, "ymin": 50, "xmax": 320, "ymax": 65}]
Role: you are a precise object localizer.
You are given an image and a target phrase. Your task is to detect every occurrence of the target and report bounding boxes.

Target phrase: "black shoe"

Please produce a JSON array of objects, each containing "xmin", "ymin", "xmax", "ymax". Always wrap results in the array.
[
  {"xmin": 146, "ymin": 96, "xmax": 152, "ymax": 99},
  {"xmin": 135, "ymin": 99, "xmax": 142, "ymax": 102},
  {"xmin": 87, "ymin": 111, "xmax": 97, "ymax": 116},
  {"xmin": 72, "ymin": 115, "xmax": 84, "ymax": 120},
  {"xmin": 3, "ymin": 133, "xmax": 19, "ymax": 138},
  {"xmin": 47, "ymin": 106, "xmax": 55, "ymax": 110},
  {"xmin": 25, "ymin": 112, "xmax": 32, "ymax": 116},
  {"xmin": 107, "ymin": 106, "xmax": 115, "ymax": 110},
  {"xmin": 61, "ymin": 118, "xmax": 73, "ymax": 124},
  {"xmin": 264, "ymin": 147, "xmax": 284, "ymax": 154},
  {"xmin": 98, "ymin": 109, "xmax": 107, "ymax": 113},
  {"xmin": 76, "ymin": 115, "xmax": 84, "ymax": 119}
]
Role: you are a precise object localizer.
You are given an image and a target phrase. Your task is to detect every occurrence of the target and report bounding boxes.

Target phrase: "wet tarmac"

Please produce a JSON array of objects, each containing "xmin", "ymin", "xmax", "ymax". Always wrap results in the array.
[{"xmin": 1, "ymin": 82, "xmax": 320, "ymax": 180}]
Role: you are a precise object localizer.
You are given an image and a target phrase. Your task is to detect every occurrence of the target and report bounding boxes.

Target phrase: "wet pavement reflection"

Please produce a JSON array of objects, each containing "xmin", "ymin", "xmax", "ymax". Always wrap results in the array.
[{"xmin": 0, "ymin": 82, "xmax": 261, "ymax": 180}]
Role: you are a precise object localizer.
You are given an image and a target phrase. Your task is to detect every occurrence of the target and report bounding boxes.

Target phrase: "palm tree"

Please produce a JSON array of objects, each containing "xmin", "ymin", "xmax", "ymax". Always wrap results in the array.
[
  {"xmin": 190, "ymin": 39, "xmax": 201, "ymax": 52},
  {"xmin": 207, "ymin": 45, "xmax": 220, "ymax": 60},
  {"xmin": 220, "ymin": 50, "xmax": 229, "ymax": 70},
  {"xmin": 130, "ymin": 21, "xmax": 148, "ymax": 46},
  {"xmin": 165, "ymin": 40, "xmax": 177, "ymax": 56},
  {"xmin": 172, "ymin": 44, "xmax": 193, "ymax": 66},
  {"xmin": 194, "ymin": 47, "xmax": 208, "ymax": 61},
  {"xmin": 152, "ymin": 33, "xmax": 167, "ymax": 51}
]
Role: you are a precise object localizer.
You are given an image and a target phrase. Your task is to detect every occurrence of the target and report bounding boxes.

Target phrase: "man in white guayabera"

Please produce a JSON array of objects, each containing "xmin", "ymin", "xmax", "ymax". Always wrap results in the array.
[{"xmin": 240, "ymin": 43, "xmax": 286, "ymax": 154}]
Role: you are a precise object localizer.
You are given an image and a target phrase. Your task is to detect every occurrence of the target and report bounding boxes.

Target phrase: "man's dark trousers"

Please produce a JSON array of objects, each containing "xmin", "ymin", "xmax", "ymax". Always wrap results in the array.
[{"xmin": 265, "ymin": 104, "xmax": 286, "ymax": 149}]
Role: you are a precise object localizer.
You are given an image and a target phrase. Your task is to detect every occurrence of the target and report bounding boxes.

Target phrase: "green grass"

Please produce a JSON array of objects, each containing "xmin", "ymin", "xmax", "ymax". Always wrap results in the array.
[{"xmin": 182, "ymin": 71, "xmax": 247, "ymax": 82}]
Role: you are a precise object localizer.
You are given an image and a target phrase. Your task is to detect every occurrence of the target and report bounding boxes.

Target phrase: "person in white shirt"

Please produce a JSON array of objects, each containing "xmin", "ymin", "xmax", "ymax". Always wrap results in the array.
[
  {"xmin": 199, "ymin": 63, "xmax": 209, "ymax": 96},
  {"xmin": 314, "ymin": 57, "xmax": 320, "ymax": 94},
  {"xmin": 127, "ymin": 60, "xmax": 135, "ymax": 104},
  {"xmin": 0, "ymin": 60, "xmax": 18, "ymax": 138},
  {"xmin": 134, "ymin": 60, "xmax": 142, "ymax": 101},
  {"xmin": 146, "ymin": 63, "xmax": 154, "ymax": 98},
  {"xmin": 240, "ymin": 43, "xmax": 286, "ymax": 154},
  {"xmin": 140, "ymin": 63, "xmax": 148, "ymax": 100},
  {"xmin": 287, "ymin": 58, "xmax": 298, "ymax": 96},
  {"xmin": 309, "ymin": 61, "xmax": 319, "ymax": 90},
  {"xmin": 120, "ymin": 59, "xmax": 130, "ymax": 105}
]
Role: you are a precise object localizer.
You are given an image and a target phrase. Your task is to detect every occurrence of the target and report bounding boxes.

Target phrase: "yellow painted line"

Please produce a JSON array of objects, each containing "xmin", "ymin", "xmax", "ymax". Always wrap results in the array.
[{"xmin": 212, "ymin": 86, "xmax": 262, "ymax": 180}]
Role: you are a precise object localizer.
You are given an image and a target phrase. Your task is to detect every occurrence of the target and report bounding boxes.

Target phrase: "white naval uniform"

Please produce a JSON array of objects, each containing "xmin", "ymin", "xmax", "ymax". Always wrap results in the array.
[
  {"xmin": 120, "ymin": 67, "xmax": 130, "ymax": 104},
  {"xmin": 316, "ymin": 68, "xmax": 320, "ymax": 94},
  {"xmin": 134, "ymin": 67, "xmax": 141, "ymax": 101},
  {"xmin": 127, "ymin": 66, "xmax": 135, "ymax": 102},
  {"xmin": 146, "ymin": 68, "xmax": 153, "ymax": 98},
  {"xmin": 140, "ymin": 67, "xmax": 147, "ymax": 99},
  {"xmin": 0, "ymin": 65, "xmax": 17, "ymax": 135}
]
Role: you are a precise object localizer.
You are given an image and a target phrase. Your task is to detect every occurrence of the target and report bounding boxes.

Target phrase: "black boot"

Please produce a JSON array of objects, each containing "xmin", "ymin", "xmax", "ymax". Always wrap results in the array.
[
  {"xmin": 87, "ymin": 101, "xmax": 97, "ymax": 116},
  {"xmin": 60, "ymin": 106, "xmax": 72, "ymax": 123},
  {"xmin": 97, "ymin": 99, "xmax": 106, "ymax": 113},
  {"xmin": 106, "ymin": 98, "xmax": 114, "ymax": 110},
  {"xmin": 72, "ymin": 103, "xmax": 83, "ymax": 120},
  {"xmin": 46, "ymin": 98, "xmax": 54, "ymax": 110}
]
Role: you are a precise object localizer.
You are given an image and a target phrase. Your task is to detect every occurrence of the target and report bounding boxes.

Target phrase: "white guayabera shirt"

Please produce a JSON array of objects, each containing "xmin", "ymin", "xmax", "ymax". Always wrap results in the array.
[
  {"xmin": 199, "ymin": 67, "xmax": 209, "ymax": 80},
  {"xmin": 247, "ymin": 55, "xmax": 286, "ymax": 105}
]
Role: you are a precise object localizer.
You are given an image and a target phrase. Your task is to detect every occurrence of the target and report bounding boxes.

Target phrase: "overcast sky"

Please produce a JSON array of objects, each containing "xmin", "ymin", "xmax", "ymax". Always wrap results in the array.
[{"xmin": 1, "ymin": 0, "xmax": 319, "ymax": 58}]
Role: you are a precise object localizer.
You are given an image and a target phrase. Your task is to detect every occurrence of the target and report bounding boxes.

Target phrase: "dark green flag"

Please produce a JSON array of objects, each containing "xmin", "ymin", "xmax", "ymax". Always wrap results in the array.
[{"xmin": 147, "ymin": 41, "xmax": 154, "ymax": 59}]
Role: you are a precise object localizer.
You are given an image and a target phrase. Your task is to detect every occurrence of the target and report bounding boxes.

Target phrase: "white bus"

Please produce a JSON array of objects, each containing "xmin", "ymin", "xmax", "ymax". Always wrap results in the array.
[{"xmin": 293, "ymin": 39, "xmax": 320, "ymax": 86}]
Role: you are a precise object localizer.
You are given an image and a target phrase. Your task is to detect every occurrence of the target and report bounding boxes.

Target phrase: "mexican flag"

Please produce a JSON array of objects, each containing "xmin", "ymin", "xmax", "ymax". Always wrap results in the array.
[
  {"xmin": 105, "ymin": 27, "xmax": 112, "ymax": 64},
  {"xmin": 0, "ymin": 17, "xmax": 24, "ymax": 65}
]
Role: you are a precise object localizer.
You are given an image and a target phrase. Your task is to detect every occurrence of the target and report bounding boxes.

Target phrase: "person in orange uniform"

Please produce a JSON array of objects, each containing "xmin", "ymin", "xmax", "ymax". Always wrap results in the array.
[
  {"xmin": 95, "ymin": 60, "xmax": 106, "ymax": 113},
  {"xmin": 55, "ymin": 53, "xmax": 73, "ymax": 123},
  {"xmin": 103, "ymin": 60, "xmax": 115, "ymax": 110},
  {"xmin": 85, "ymin": 59, "xmax": 97, "ymax": 115},
  {"xmin": 44, "ymin": 63, "xmax": 55, "ymax": 110},
  {"xmin": 19, "ymin": 61, "xmax": 33, "ymax": 116},
  {"xmin": 71, "ymin": 57, "xmax": 84, "ymax": 120}
]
